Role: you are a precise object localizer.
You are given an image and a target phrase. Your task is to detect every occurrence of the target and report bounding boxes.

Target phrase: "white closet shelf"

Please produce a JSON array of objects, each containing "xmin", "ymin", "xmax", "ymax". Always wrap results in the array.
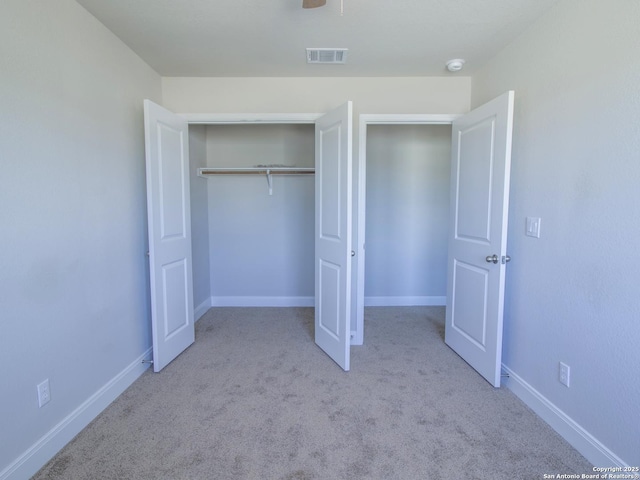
[{"xmin": 197, "ymin": 167, "xmax": 315, "ymax": 195}]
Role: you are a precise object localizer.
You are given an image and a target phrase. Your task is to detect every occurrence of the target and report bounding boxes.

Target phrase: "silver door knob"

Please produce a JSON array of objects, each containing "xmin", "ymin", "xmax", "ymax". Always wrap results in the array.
[
  {"xmin": 351, "ymin": 250, "xmax": 355, "ymax": 257},
  {"xmin": 485, "ymin": 254, "xmax": 498, "ymax": 264}
]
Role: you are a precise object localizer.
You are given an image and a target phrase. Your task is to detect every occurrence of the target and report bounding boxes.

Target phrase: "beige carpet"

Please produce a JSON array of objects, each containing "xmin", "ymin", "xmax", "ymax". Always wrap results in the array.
[{"xmin": 33, "ymin": 307, "xmax": 592, "ymax": 479}]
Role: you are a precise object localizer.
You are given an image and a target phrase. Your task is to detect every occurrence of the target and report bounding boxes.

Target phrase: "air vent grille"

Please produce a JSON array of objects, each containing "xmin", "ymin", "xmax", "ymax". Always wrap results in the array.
[{"xmin": 306, "ymin": 48, "xmax": 348, "ymax": 64}]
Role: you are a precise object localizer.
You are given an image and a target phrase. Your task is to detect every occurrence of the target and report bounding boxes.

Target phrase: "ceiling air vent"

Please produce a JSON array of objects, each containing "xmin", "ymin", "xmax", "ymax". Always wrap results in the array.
[{"xmin": 306, "ymin": 48, "xmax": 348, "ymax": 64}]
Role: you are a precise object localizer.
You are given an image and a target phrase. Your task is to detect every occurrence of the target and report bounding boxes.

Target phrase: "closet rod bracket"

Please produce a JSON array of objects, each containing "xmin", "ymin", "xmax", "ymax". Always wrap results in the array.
[{"xmin": 266, "ymin": 169, "xmax": 273, "ymax": 196}]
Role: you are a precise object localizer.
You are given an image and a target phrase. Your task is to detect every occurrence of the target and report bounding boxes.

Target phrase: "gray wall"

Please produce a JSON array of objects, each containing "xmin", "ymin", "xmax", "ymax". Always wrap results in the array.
[
  {"xmin": 205, "ymin": 125, "xmax": 315, "ymax": 304},
  {"xmin": 365, "ymin": 125, "xmax": 450, "ymax": 304},
  {"xmin": 162, "ymin": 77, "xmax": 471, "ymax": 115},
  {"xmin": 0, "ymin": 0, "xmax": 161, "ymax": 477},
  {"xmin": 472, "ymin": 0, "xmax": 640, "ymax": 465}
]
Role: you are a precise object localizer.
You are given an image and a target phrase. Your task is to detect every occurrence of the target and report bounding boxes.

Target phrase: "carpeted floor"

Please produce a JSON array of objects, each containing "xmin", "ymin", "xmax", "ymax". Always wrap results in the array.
[{"xmin": 33, "ymin": 307, "xmax": 592, "ymax": 479}]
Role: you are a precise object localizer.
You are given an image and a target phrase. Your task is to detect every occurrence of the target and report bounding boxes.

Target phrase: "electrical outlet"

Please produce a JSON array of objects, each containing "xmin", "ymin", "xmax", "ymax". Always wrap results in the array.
[
  {"xmin": 559, "ymin": 362, "xmax": 571, "ymax": 387},
  {"xmin": 37, "ymin": 379, "xmax": 51, "ymax": 407}
]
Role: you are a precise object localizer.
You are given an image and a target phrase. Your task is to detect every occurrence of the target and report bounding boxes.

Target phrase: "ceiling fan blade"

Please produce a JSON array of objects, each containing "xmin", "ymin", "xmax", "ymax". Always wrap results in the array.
[{"xmin": 302, "ymin": 0, "xmax": 326, "ymax": 8}]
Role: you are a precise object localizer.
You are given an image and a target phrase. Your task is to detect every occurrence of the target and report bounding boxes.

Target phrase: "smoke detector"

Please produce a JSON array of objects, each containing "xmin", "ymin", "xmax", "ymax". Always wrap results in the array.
[
  {"xmin": 446, "ymin": 59, "xmax": 465, "ymax": 72},
  {"xmin": 306, "ymin": 48, "xmax": 348, "ymax": 64}
]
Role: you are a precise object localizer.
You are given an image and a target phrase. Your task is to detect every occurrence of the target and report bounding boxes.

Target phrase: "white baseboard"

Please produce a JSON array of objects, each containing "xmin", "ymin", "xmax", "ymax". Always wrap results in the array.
[
  {"xmin": 364, "ymin": 296, "xmax": 446, "ymax": 307},
  {"xmin": 211, "ymin": 296, "xmax": 314, "ymax": 307},
  {"xmin": 208, "ymin": 296, "xmax": 446, "ymax": 308},
  {"xmin": 194, "ymin": 297, "xmax": 212, "ymax": 321},
  {"xmin": 1, "ymin": 348, "xmax": 153, "ymax": 480},
  {"xmin": 501, "ymin": 364, "xmax": 628, "ymax": 468}
]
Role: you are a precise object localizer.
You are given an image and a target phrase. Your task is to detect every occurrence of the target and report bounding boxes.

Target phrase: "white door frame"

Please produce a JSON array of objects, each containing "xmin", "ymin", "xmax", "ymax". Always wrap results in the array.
[{"xmin": 354, "ymin": 114, "xmax": 461, "ymax": 345}]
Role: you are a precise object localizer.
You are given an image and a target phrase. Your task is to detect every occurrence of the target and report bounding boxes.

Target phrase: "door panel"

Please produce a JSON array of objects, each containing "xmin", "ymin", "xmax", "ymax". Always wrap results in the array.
[
  {"xmin": 319, "ymin": 126, "xmax": 342, "ymax": 239},
  {"xmin": 318, "ymin": 259, "xmax": 341, "ymax": 339},
  {"xmin": 144, "ymin": 99, "xmax": 195, "ymax": 373},
  {"xmin": 445, "ymin": 91, "xmax": 514, "ymax": 387},
  {"xmin": 158, "ymin": 124, "xmax": 188, "ymax": 239},
  {"xmin": 161, "ymin": 259, "xmax": 189, "ymax": 337},
  {"xmin": 450, "ymin": 260, "xmax": 488, "ymax": 348},
  {"xmin": 456, "ymin": 120, "xmax": 494, "ymax": 242},
  {"xmin": 315, "ymin": 102, "xmax": 353, "ymax": 371}
]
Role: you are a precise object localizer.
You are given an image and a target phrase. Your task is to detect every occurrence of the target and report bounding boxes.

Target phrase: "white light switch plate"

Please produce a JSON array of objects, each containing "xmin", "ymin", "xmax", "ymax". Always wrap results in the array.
[{"xmin": 526, "ymin": 217, "xmax": 541, "ymax": 238}]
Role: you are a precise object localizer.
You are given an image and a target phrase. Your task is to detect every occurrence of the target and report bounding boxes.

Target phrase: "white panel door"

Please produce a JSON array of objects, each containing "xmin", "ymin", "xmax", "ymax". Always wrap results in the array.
[
  {"xmin": 144, "ymin": 100, "xmax": 195, "ymax": 372},
  {"xmin": 315, "ymin": 102, "xmax": 353, "ymax": 371},
  {"xmin": 445, "ymin": 91, "xmax": 514, "ymax": 387}
]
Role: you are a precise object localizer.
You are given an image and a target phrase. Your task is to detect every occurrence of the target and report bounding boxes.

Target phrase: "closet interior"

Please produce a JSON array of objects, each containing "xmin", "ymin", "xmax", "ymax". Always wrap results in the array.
[
  {"xmin": 189, "ymin": 123, "xmax": 316, "ymax": 310},
  {"xmin": 364, "ymin": 123, "xmax": 452, "ymax": 307}
]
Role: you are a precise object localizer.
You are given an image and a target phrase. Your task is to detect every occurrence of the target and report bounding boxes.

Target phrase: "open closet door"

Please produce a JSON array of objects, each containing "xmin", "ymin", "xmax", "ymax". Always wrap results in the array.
[
  {"xmin": 143, "ymin": 99, "xmax": 195, "ymax": 372},
  {"xmin": 444, "ymin": 91, "xmax": 514, "ymax": 387},
  {"xmin": 315, "ymin": 102, "xmax": 353, "ymax": 371}
]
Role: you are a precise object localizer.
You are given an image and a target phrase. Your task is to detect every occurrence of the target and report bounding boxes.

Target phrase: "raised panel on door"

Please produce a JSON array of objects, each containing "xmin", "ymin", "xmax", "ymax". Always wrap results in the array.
[
  {"xmin": 455, "ymin": 120, "xmax": 494, "ymax": 243},
  {"xmin": 161, "ymin": 259, "xmax": 190, "ymax": 338},
  {"xmin": 318, "ymin": 259, "xmax": 341, "ymax": 340},
  {"xmin": 450, "ymin": 260, "xmax": 489, "ymax": 350},
  {"xmin": 158, "ymin": 123, "xmax": 187, "ymax": 240}
]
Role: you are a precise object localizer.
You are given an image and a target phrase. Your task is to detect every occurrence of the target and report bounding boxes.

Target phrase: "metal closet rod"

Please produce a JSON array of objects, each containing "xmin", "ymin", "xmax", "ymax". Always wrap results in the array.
[
  {"xmin": 197, "ymin": 167, "xmax": 315, "ymax": 196},
  {"xmin": 197, "ymin": 167, "xmax": 315, "ymax": 176}
]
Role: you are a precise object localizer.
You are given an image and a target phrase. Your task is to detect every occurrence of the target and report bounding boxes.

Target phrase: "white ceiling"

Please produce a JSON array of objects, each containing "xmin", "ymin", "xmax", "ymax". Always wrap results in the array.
[{"xmin": 75, "ymin": 0, "xmax": 560, "ymax": 77}]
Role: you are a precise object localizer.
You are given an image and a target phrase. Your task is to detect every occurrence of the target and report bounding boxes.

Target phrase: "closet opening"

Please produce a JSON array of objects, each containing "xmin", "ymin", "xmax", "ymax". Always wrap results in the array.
[
  {"xmin": 188, "ymin": 122, "xmax": 316, "ymax": 316},
  {"xmin": 355, "ymin": 115, "xmax": 458, "ymax": 343},
  {"xmin": 364, "ymin": 124, "xmax": 451, "ymax": 306}
]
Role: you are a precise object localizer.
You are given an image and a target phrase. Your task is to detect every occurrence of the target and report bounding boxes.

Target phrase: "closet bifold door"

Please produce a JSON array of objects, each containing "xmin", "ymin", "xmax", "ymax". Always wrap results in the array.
[{"xmin": 143, "ymin": 99, "xmax": 195, "ymax": 372}]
